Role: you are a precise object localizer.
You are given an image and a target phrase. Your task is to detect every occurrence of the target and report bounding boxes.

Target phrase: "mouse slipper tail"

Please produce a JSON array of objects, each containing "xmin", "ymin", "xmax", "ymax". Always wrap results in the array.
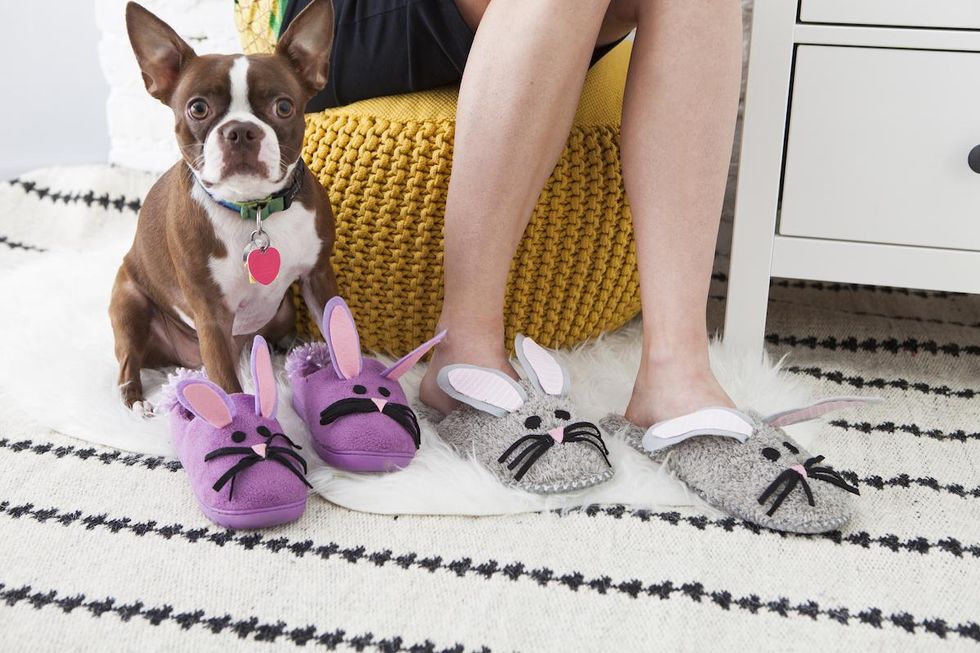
[{"xmin": 600, "ymin": 397, "xmax": 879, "ymax": 534}]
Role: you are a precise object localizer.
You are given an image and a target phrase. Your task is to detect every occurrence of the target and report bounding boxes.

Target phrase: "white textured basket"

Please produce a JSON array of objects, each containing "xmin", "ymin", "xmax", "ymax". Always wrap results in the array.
[{"xmin": 95, "ymin": 0, "xmax": 241, "ymax": 172}]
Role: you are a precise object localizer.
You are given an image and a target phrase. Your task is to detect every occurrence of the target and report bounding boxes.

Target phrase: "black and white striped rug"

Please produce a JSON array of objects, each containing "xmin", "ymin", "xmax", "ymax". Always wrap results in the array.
[{"xmin": 0, "ymin": 166, "xmax": 977, "ymax": 651}]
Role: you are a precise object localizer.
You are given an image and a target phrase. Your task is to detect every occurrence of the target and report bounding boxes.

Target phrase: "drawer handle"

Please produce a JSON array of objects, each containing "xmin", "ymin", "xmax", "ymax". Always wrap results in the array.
[{"xmin": 970, "ymin": 145, "xmax": 980, "ymax": 174}]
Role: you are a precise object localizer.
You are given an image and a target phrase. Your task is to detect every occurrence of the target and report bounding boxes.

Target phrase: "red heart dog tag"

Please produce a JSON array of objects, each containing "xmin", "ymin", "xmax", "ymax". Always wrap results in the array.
[{"xmin": 246, "ymin": 247, "xmax": 281, "ymax": 285}]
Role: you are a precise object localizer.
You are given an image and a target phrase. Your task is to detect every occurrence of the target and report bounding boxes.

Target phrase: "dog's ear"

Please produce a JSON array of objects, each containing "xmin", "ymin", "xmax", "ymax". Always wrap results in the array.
[
  {"xmin": 125, "ymin": 2, "xmax": 196, "ymax": 104},
  {"xmin": 275, "ymin": 0, "xmax": 334, "ymax": 96}
]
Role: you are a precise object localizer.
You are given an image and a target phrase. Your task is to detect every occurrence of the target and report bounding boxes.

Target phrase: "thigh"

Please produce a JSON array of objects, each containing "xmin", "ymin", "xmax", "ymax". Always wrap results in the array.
[
  {"xmin": 456, "ymin": 0, "xmax": 635, "ymax": 64},
  {"xmin": 288, "ymin": 0, "xmax": 637, "ymax": 110}
]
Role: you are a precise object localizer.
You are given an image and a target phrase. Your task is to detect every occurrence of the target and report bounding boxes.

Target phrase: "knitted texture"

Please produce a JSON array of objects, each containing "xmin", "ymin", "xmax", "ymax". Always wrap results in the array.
[
  {"xmin": 236, "ymin": 8, "xmax": 638, "ymax": 354},
  {"xmin": 235, "ymin": 0, "xmax": 283, "ymax": 55},
  {"xmin": 601, "ymin": 413, "xmax": 856, "ymax": 534},
  {"xmin": 437, "ymin": 381, "xmax": 614, "ymax": 494}
]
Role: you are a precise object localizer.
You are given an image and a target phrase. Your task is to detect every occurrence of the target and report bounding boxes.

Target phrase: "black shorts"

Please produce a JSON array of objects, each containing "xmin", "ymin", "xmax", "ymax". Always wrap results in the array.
[{"xmin": 281, "ymin": 0, "xmax": 627, "ymax": 111}]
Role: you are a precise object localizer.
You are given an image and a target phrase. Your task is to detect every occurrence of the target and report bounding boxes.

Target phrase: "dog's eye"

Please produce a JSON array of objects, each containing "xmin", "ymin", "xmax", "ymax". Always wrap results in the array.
[
  {"xmin": 231, "ymin": 431, "xmax": 246, "ymax": 443},
  {"xmin": 275, "ymin": 98, "xmax": 294, "ymax": 118},
  {"xmin": 524, "ymin": 415, "xmax": 542, "ymax": 430},
  {"xmin": 378, "ymin": 387, "xmax": 391, "ymax": 397},
  {"xmin": 554, "ymin": 409, "xmax": 571, "ymax": 420},
  {"xmin": 187, "ymin": 99, "xmax": 209, "ymax": 120},
  {"xmin": 782, "ymin": 441, "xmax": 800, "ymax": 454},
  {"xmin": 761, "ymin": 447, "xmax": 781, "ymax": 462},
  {"xmin": 353, "ymin": 385, "xmax": 367, "ymax": 394}
]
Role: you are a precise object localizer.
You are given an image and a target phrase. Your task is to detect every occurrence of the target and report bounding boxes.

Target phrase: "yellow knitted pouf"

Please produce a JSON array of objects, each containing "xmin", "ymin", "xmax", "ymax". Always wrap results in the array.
[{"xmin": 237, "ymin": 7, "xmax": 638, "ymax": 354}]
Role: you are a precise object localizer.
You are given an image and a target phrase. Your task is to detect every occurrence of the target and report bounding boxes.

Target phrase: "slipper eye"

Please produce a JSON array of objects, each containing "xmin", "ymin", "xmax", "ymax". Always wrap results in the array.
[
  {"xmin": 231, "ymin": 431, "xmax": 247, "ymax": 443},
  {"xmin": 554, "ymin": 409, "xmax": 571, "ymax": 420},
  {"xmin": 257, "ymin": 425, "xmax": 272, "ymax": 438},
  {"xmin": 524, "ymin": 415, "xmax": 542, "ymax": 430},
  {"xmin": 378, "ymin": 387, "xmax": 391, "ymax": 397},
  {"xmin": 761, "ymin": 447, "xmax": 781, "ymax": 462},
  {"xmin": 782, "ymin": 441, "xmax": 800, "ymax": 454}
]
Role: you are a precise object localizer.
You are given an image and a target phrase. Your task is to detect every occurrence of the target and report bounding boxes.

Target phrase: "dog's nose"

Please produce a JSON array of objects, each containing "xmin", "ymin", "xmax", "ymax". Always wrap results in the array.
[
  {"xmin": 548, "ymin": 426, "xmax": 564, "ymax": 443},
  {"xmin": 220, "ymin": 120, "xmax": 263, "ymax": 144},
  {"xmin": 372, "ymin": 398, "xmax": 388, "ymax": 412}
]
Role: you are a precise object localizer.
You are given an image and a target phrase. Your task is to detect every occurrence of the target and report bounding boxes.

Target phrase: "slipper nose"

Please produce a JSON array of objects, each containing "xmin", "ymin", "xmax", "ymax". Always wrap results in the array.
[
  {"xmin": 251, "ymin": 443, "xmax": 267, "ymax": 458},
  {"xmin": 372, "ymin": 398, "xmax": 388, "ymax": 412},
  {"xmin": 790, "ymin": 463, "xmax": 807, "ymax": 478},
  {"xmin": 548, "ymin": 426, "xmax": 565, "ymax": 443}
]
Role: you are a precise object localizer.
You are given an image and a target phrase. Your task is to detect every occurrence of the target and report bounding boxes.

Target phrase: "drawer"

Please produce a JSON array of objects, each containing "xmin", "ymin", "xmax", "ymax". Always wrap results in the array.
[
  {"xmin": 779, "ymin": 46, "xmax": 980, "ymax": 252},
  {"xmin": 800, "ymin": 0, "xmax": 980, "ymax": 30}
]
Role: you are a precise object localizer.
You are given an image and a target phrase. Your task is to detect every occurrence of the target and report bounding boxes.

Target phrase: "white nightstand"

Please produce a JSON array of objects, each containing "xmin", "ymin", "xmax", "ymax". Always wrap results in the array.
[{"xmin": 724, "ymin": 0, "xmax": 980, "ymax": 359}]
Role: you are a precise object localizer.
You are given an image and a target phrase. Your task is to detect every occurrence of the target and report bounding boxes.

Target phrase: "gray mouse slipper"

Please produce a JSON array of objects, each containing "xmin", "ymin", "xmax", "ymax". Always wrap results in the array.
[
  {"xmin": 435, "ymin": 335, "xmax": 613, "ymax": 493},
  {"xmin": 600, "ymin": 398, "xmax": 877, "ymax": 533}
]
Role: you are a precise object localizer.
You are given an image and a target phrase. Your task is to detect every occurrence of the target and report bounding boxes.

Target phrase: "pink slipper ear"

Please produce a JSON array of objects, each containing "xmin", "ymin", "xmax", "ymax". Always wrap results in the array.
[
  {"xmin": 436, "ymin": 364, "xmax": 527, "ymax": 417},
  {"xmin": 763, "ymin": 397, "xmax": 883, "ymax": 428},
  {"xmin": 250, "ymin": 335, "xmax": 277, "ymax": 419},
  {"xmin": 321, "ymin": 296, "xmax": 362, "ymax": 379},
  {"xmin": 642, "ymin": 407, "xmax": 754, "ymax": 454},
  {"xmin": 176, "ymin": 379, "xmax": 235, "ymax": 428},
  {"xmin": 382, "ymin": 330, "xmax": 447, "ymax": 380},
  {"xmin": 514, "ymin": 334, "xmax": 569, "ymax": 397}
]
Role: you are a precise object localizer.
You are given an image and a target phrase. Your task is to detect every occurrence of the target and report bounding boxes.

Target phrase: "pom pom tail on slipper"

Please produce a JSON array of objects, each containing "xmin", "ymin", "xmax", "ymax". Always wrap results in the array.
[
  {"xmin": 287, "ymin": 296, "xmax": 445, "ymax": 472},
  {"xmin": 600, "ymin": 397, "xmax": 880, "ymax": 534},
  {"xmin": 435, "ymin": 335, "xmax": 613, "ymax": 494},
  {"xmin": 166, "ymin": 335, "xmax": 311, "ymax": 529}
]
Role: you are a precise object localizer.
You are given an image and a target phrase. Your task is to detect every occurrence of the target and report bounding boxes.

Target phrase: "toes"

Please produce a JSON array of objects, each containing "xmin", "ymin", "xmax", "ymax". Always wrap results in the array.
[{"xmin": 131, "ymin": 401, "xmax": 155, "ymax": 420}]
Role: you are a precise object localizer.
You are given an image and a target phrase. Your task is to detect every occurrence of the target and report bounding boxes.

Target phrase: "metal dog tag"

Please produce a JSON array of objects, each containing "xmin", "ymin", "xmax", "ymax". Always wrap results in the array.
[{"xmin": 242, "ymin": 214, "xmax": 280, "ymax": 285}]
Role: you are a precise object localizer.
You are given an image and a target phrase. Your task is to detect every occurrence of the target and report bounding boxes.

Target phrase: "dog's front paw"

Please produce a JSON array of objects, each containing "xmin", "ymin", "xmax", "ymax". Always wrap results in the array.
[{"xmin": 131, "ymin": 400, "xmax": 155, "ymax": 420}]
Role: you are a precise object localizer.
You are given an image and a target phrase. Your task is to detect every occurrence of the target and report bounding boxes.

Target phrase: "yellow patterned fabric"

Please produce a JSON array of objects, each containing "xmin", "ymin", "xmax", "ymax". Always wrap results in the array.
[
  {"xmin": 234, "ymin": 0, "xmax": 283, "ymax": 55},
  {"xmin": 234, "ymin": 7, "xmax": 638, "ymax": 353}
]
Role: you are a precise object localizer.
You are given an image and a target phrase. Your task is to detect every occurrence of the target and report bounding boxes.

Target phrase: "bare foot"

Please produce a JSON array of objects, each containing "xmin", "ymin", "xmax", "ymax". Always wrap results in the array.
[
  {"xmin": 131, "ymin": 400, "xmax": 156, "ymax": 420},
  {"xmin": 624, "ymin": 357, "xmax": 734, "ymax": 428},
  {"xmin": 419, "ymin": 333, "xmax": 518, "ymax": 415}
]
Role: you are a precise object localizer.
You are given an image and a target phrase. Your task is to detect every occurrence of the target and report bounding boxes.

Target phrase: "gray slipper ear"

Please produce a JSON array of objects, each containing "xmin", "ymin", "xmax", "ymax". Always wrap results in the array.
[
  {"xmin": 436, "ymin": 364, "xmax": 527, "ymax": 417},
  {"xmin": 513, "ymin": 334, "xmax": 570, "ymax": 398}
]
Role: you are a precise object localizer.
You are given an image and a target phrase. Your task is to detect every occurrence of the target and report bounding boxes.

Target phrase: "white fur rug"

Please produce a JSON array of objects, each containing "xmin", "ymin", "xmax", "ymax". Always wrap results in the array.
[{"xmin": 0, "ymin": 166, "xmax": 815, "ymax": 516}]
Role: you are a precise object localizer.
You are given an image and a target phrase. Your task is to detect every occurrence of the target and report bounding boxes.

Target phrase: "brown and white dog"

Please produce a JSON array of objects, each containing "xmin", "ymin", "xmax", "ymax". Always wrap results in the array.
[{"xmin": 110, "ymin": 0, "xmax": 338, "ymax": 415}]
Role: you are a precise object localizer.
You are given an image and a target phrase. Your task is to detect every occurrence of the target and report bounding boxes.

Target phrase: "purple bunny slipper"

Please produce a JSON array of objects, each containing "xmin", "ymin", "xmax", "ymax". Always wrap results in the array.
[
  {"xmin": 286, "ymin": 296, "xmax": 445, "ymax": 472},
  {"xmin": 166, "ymin": 335, "xmax": 312, "ymax": 529}
]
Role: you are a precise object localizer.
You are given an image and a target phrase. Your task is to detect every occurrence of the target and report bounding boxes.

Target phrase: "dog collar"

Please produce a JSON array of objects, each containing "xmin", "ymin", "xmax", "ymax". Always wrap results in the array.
[{"xmin": 199, "ymin": 163, "xmax": 305, "ymax": 221}]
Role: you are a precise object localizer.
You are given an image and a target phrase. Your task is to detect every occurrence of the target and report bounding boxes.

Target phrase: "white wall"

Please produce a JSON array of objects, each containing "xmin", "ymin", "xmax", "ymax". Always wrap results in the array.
[
  {"xmin": 0, "ymin": 2, "xmax": 109, "ymax": 179},
  {"xmin": 97, "ymin": 0, "xmax": 241, "ymax": 172}
]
